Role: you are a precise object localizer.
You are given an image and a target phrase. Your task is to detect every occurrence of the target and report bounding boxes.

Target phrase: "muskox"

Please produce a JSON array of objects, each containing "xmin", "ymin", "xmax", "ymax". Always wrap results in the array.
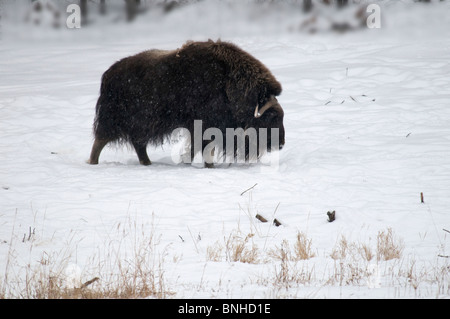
[{"xmin": 88, "ymin": 40, "xmax": 284, "ymax": 167}]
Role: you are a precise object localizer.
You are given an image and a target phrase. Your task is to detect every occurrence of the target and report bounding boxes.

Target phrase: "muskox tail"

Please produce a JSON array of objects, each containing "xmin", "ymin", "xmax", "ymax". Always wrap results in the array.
[
  {"xmin": 93, "ymin": 97, "xmax": 121, "ymax": 143},
  {"xmin": 92, "ymin": 71, "xmax": 129, "ymax": 144}
]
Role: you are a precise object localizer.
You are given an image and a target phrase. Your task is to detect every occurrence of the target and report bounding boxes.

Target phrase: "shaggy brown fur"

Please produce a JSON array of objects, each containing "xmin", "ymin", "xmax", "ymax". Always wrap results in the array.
[{"xmin": 89, "ymin": 40, "xmax": 284, "ymax": 166}]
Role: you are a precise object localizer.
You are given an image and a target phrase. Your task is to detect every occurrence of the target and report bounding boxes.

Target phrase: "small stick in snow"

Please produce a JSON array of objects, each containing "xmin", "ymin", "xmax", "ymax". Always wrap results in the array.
[
  {"xmin": 240, "ymin": 183, "xmax": 257, "ymax": 196},
  {"xmin": 420, "ymin": 192, "xmax": 424, "ymax": 203},
  {"xmin": 273, "ymin": 218, "xmax": 282, "ymax": 227},
  {"xmin": 271, "ymin": 203, "xmax": 282, "ymax": 226},
  {"xmin": 443, "ymin": 228, "xmax": 450, "ymax": 234},
  {"xmin": 327, "ymin": 211, "xmax": 336, "ymax": 222},
  {"xmin": 255, "ymin": 214, "xmax": 268, "ymax": 223}
]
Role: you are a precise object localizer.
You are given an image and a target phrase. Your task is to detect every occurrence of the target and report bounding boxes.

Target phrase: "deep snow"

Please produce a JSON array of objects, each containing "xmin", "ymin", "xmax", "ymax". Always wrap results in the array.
[{"xmin": 1, "ymin": 1, "xmax": 449, "ymax": 298}]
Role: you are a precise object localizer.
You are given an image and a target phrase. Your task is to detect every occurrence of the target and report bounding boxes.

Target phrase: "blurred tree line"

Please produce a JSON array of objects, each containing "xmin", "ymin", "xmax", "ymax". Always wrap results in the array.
[
  {"xmin": 25, "ymin": 0, "xmax": 446, "ymax": 28},
  {"xmin": 28, "ymin": 0, "xmax": 145, "ymax": 24},
  {"xmin": 81, "ymin": 0, "xmax": 142, "ymax": 22}
]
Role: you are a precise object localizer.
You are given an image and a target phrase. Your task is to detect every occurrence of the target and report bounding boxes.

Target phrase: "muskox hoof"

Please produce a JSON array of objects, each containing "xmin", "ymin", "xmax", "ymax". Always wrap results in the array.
[
  {"xmin": 140, "ymin": 160, "xmax": 152, "ymax": 166},
  {"xmin": 87, "ymin": 159, "xmax": 98, "ymax": 165}
]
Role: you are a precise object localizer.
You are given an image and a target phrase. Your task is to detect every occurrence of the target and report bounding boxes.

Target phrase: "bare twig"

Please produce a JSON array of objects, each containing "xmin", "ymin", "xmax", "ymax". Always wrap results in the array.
[
  {"xmin": 240, "ymin": 183, "xmax": 257, "ymax": 196},
  {"xmin": 443, "ymin": 229, "xmax": 450, "ymax": 234},
  {"xmin": 187, "ymin": 226, "xmax": 199, "ymax": 253},
  {"xmin": 273, "ymin": 202, "xmax": 281, "ymax": 217},
  {"xmin": 81, "ymin": 277, "xmax": 99, "ymax": 289},
  {"xmin": 272, "ymin": 203, "xmax": 282, "ymax": 227}
]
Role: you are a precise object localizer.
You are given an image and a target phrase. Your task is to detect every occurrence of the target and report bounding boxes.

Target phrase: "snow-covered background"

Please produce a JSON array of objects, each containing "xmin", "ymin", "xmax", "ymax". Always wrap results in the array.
[{"xmin": 1, "ymin": 0, "xmax": 449, "ymax": 298}]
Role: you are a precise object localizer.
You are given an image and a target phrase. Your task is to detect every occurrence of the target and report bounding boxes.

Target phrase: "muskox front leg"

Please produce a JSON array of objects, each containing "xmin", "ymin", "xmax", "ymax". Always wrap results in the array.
[
  {"xmin": 132, "ymin": 141, "xmax": 152, "ymax": 166},
  {"xmin": 89, "ymin": 138, "xmax": 109, "ymax": 165}
]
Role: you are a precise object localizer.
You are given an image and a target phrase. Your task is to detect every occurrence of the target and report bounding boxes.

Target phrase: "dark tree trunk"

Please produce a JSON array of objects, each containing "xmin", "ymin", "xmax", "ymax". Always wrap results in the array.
[
  {"xmin": 125, "ymin": 0, "xmax": 140, "ymax": 22},
  {"xmin": 337, "ymin": 0, "xmax": 348, "ymax": 8},
  {"xmin": 303, "ymin": 0, "xmax": 313, "ymax": 13},
  {"xmin": 100, "ymin": 0, "xmax": 106, "ymax": 15},
  {"xmin": 80, "ymin": 0, "xmax": 88, "ymax": 25}
]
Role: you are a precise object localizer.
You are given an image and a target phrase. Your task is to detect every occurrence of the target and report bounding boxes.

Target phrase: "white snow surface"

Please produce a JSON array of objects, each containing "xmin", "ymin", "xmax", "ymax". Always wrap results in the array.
[{"xmin": 1, "ymin": 1, "xmax": 450, "ymax": 298}]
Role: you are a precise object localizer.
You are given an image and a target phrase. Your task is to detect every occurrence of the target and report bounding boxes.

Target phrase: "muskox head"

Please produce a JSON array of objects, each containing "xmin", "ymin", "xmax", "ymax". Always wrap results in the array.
[
  {"xmin": 217, "ymin": 92, "xmax": 285, "ymax": 164},
  {"xmin": 253, "ymin": 95, "xmax": 285, "ymax": 151},
  {"xmin": 224, "ymin": 74, "xmax": 284, "ymax": 159},
  {"xmin": 216, "ymin": 41, "xmax": 284, "ymax": 158}
]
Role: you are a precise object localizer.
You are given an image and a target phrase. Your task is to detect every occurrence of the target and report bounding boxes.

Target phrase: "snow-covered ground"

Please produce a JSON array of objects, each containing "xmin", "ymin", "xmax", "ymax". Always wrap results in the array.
[{"xmin": 1, "ymin": 1, "xmax": 449, "ymax": 298}]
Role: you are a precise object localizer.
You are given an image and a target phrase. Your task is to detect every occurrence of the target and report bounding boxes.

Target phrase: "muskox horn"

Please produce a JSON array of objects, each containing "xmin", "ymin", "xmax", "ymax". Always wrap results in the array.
[{"xmin": 254, "ymin": 96, "xmax": 279, "ymax": 118}]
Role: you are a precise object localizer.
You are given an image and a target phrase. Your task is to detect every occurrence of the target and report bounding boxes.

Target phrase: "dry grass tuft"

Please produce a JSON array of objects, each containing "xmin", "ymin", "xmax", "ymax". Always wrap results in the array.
[
  {"xmin": 2, "ymin": 214, "xmax": 446, "ymax": 299},
  {"xmin": 0, "ymin": 217, "xmax": 172, "ymax": 299},
  {"xmin": 269, "ymin": 232, "xmax": 316, "ymax": 262},
  {"xmin": 293, "ymin": 232, "xmax": 316, "ymax": 260},
  {"xmin": 206, "ymin": 230, "xmax": 260, "ymax": 264},
  {"xmin": 377, "ymin": 228, "xmax": 404, "ymax": 261}
]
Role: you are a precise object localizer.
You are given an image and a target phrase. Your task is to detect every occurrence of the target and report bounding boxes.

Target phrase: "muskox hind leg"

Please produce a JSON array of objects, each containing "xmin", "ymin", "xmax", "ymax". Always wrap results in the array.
[
  {"xmin": 132, "ymin": 141, "xmax": 152, "ymax": 166},
  {"xmin": 89, "ymin": 138, "xmax": 109, "ymax": 165}
]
